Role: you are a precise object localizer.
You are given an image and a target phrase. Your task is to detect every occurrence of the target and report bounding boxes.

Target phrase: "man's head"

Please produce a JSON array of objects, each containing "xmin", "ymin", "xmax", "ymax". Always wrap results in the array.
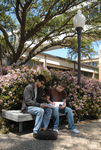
[
  {"xmin": 35, "ymin": 74, "xmax": 46, "ymax": 87},
  {"xmin": 56, "ymin": 81, "xmax": 67, "ymax": 92}
]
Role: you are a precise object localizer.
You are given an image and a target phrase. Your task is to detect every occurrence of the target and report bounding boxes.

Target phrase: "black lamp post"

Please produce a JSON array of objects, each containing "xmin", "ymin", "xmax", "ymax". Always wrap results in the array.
[{"xmin": 73, "ymin": 10, "xmax": 86, "ymax": 86}]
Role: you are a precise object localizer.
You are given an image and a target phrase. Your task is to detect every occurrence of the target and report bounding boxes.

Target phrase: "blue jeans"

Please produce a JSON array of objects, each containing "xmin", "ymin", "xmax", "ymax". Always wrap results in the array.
[
  {"xmin": 52, "ymin": 106, "xmax": 75, "ymax": 130},
  {"xmin": 28, "ymin": 106, "xmax": 52, "ymax": 133}
]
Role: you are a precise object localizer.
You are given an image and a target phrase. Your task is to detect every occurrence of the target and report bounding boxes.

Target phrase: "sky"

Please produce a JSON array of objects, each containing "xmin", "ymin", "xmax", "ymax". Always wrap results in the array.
[{"xmin": 43, "ymin": 40, "xmax": 101, "ymax": 60}]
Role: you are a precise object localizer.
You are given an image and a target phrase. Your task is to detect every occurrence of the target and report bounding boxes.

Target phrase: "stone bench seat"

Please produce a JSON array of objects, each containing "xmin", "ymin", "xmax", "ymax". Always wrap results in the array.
[{"xmin": 2, "ymin": 110, "xmax": 66, "ymax": 132}]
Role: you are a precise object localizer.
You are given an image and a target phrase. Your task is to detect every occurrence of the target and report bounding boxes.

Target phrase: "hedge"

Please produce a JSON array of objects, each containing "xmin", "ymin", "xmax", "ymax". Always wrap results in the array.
[{"xmin": 0, "ymin": 65, "xmax": 101, "ymax": 133}]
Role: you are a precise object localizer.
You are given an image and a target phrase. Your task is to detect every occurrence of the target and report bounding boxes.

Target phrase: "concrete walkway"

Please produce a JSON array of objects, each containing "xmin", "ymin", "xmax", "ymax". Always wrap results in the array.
[{"xmin": 0, "ymin": 119, "xmax": 101, "ymax": 150}]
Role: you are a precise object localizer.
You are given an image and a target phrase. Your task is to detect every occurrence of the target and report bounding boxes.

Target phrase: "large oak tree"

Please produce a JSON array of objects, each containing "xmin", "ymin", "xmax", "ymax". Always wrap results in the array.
[{"xmin": 0, "ymin": 0, "xmax": 101, "ymax": 65}]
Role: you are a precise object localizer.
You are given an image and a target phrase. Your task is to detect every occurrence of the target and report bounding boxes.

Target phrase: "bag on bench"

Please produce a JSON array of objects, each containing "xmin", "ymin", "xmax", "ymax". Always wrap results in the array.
[{"xmin": 35, "ymin": 130, "xmax": 58, "ymax": 140}]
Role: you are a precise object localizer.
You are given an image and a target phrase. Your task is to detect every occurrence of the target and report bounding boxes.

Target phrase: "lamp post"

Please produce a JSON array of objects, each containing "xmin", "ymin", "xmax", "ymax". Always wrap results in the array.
[{"xmin": 73, "ymin": 10, "xmax": 86, "ymax": 86}]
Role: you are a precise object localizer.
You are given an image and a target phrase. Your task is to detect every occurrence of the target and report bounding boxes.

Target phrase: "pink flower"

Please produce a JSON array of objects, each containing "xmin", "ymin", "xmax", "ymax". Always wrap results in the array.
[
  {"xmin": 0, "ymin": 99, "xmax": 3, "ymax": 103},
  {"xmin": 4, "ymin": 103, "xmax": 7, "ymax": 106}
]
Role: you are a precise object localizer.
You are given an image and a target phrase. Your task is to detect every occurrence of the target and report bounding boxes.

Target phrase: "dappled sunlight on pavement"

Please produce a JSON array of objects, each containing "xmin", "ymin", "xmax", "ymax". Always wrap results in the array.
[{"xmin": 0, "ymin": 119, "xmax": 101, "ymax": 150}]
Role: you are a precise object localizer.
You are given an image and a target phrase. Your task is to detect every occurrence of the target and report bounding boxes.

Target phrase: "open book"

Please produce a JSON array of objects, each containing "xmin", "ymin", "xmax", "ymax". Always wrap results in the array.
[{"xmin": 45, "ymin": 102, "xmax": 64, "ymax": 108}]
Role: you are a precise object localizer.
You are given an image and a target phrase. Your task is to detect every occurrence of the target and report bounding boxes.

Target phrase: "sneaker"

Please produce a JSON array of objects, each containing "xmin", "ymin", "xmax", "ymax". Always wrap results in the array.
[
  {"xmin": 33, "ymin": 132, "xmax": 38, "ymax": 138},
  {"xmin": 53, "ymin": 129, "xmax": 59, "ymax": 134},
  {"xmin": 70, "ymin": 128, "xmax": 79, "ymax": 134}
]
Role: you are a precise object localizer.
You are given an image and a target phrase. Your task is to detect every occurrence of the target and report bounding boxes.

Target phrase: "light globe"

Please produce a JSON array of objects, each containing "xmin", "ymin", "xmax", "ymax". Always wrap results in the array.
[{"xmin": 73, "ymin": 10, "xmax": 86, "ymax": 29}]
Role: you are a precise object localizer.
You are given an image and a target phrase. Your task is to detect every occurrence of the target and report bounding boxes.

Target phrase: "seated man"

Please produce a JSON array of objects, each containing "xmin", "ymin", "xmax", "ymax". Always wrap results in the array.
[
  {"xmin": 46, "ymin": 80, "xmax": 79, "ymax": 134},
  {"xmin": 21, "ymin": 74, "xmax": 52, "ymax": 138}
]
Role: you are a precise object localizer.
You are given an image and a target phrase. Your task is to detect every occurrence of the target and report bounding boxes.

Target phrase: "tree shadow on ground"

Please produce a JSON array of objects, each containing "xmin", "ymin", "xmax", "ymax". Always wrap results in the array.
[{"xmin": 0, "ymin": 119, "xmax": 101, "ymax": 150}]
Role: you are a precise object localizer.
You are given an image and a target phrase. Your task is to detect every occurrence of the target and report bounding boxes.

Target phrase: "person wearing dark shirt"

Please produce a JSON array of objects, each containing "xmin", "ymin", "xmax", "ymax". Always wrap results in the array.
[
  {"xmin": 21, "ymin": 75, "xmax": 52, "ymax": 138},
  {"xmin": 46, "ymin": 81, "xmax": 79, "ymax": 134}
]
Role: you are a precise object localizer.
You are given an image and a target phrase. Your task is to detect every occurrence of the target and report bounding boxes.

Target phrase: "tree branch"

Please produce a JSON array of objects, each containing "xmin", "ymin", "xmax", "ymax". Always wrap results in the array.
[
  {"xmin": 0, "ymin": 27, "xmax": 15, "ymax": 55},
  {"xmin": 22, "ymin": 40, "xmax": 35, "ymax": 55},
  {"xmin": 16, "ymin": 0, "xmax": 22, "ymax": 24}
]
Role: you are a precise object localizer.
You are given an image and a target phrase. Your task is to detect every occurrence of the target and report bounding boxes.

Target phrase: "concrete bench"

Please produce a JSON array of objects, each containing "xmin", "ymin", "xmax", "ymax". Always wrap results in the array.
[{"xmin": 2, "ymin": 110, "xmax": 66, "ymax": 132}]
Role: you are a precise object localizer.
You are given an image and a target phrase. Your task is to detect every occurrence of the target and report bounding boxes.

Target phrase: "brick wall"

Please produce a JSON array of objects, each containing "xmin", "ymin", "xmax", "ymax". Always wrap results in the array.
[{"xmin": 99, "ymin": 46, "xmax": 101, "ymax": 81}]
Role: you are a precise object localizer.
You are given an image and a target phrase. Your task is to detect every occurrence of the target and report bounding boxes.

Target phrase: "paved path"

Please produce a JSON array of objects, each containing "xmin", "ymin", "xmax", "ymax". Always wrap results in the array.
[{"xmin": 0, "ymin": 119, "xmax": 101, "ymax": 150}]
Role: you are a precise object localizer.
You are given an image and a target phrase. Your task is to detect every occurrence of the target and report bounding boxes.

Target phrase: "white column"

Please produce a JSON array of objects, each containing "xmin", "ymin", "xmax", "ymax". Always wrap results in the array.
[
  {"xmin": 43, "ymin": 56, "xmax": 47, "ymax": 68},
  {"xmin": 99, "ymin": 45, "xmax": 101, "ymax": 81}
]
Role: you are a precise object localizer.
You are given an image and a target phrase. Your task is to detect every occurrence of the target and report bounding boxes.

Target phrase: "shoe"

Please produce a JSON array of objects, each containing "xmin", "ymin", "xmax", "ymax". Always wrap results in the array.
[
  {"xmin": 39, "ymin": 127, "xmax": 46, "ymax": 131},
  {"xmin": 33, "ymin": 132, "xmax": 38, "ymax": 138},
  {"xmin": 53, "ymin": 129, "xmax": 59, "ymax": 134},
  {"xmin": 70, "ymin": 128, "xmax": 79, "ymax": 134}
]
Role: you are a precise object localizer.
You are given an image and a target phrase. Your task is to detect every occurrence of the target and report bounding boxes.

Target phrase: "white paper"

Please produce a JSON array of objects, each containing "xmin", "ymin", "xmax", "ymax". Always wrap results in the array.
[{"xmin": 45, "ymin": 102, "xmax": 64, "ymax": 108}]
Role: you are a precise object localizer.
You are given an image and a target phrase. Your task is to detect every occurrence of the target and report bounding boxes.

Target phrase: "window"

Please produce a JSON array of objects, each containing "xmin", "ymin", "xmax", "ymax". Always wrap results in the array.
[
  {"xmin": 86, "ymin": 62, "xmax": 90, "ymax": 65},
  {"xmin": 92, "ymin": 62, "xmax": 97, "ymax": 67},
  {"xmin": 9, "ymin": 35, "xmax": 16, "ymax": 42},
  {"xmin": 81, "ymin": 71, "xmax": 92, "ymax": 78},
  {"xmin": 10, "ymin": 38, "xmax": 13, "ymax": 42},
  {"xmin": 14, "ymin": 37, "xmax": 16, "ymax": 41}
]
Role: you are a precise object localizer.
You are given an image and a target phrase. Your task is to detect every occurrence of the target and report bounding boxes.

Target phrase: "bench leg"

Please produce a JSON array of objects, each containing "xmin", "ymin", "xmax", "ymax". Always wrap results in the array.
[{"xmin": 19, "ymin": 122, "xmax": 23, "ymax": 132}]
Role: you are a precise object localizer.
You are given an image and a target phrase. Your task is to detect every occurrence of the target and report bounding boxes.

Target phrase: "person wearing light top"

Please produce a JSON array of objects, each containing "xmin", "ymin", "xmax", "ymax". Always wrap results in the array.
[
  {"xmin": 21, "ymin": 75, "xmax": 52, "ymax": 138},
  {"xmin": 46, "ymin": 81, "xmax": 79, "ymax": 134}
]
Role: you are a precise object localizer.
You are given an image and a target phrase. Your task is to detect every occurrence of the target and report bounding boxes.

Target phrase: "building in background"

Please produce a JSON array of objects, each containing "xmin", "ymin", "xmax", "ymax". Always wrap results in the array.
[
  {"xmin": 81, "ymin": 58, "xmax": 98, "ymax": 67},
  {"xmin": 24, "ymin": 52, "xmax": 98, "ymax": 79}
]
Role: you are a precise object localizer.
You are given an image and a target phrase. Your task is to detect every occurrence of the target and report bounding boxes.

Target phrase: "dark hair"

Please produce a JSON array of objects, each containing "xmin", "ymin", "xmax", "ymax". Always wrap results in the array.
[
  {"xmin": 35, "ymin": 74, "xmax": 46, "ymax": 84},
  {"xmin": 58, "ymin": 81, "xmax": 67, "ymax": 88}
]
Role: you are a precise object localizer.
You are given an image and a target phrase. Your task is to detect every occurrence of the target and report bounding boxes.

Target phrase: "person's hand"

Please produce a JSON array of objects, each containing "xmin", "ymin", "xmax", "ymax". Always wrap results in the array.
[
  {"xmin": 51, "ymin": 102, "xmax": 56, "ymax": 105},
  {"xmin": 59, "ymin": 103, "xmax": 66, "ymax": 109},
  {"xmin": 40, "ymin": 103, "xmax": 47, "ymax": 108}
]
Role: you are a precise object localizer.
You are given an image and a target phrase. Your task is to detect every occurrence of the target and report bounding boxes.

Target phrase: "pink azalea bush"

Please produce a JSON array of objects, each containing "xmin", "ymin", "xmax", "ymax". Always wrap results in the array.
[
  {"xmin": 50, "ymin": 69, "xmax": 101, "ymax": 121},
  {"xmin": 0, "ymin": 65, "xmax": 51, "ymax": 113},
  {"xmin": 0, "ymin": 65, "xmax": 101, "ymax": 133},
  {"xmin": 0, "ymin": 65, "xmax": 51, "ymax": 133}
]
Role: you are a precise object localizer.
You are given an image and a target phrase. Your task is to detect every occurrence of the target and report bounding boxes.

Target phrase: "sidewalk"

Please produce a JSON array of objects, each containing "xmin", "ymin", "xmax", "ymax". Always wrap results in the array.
[{"xmin": 0, "ymin": 119, "xmax": 101, "ymax": 150}]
